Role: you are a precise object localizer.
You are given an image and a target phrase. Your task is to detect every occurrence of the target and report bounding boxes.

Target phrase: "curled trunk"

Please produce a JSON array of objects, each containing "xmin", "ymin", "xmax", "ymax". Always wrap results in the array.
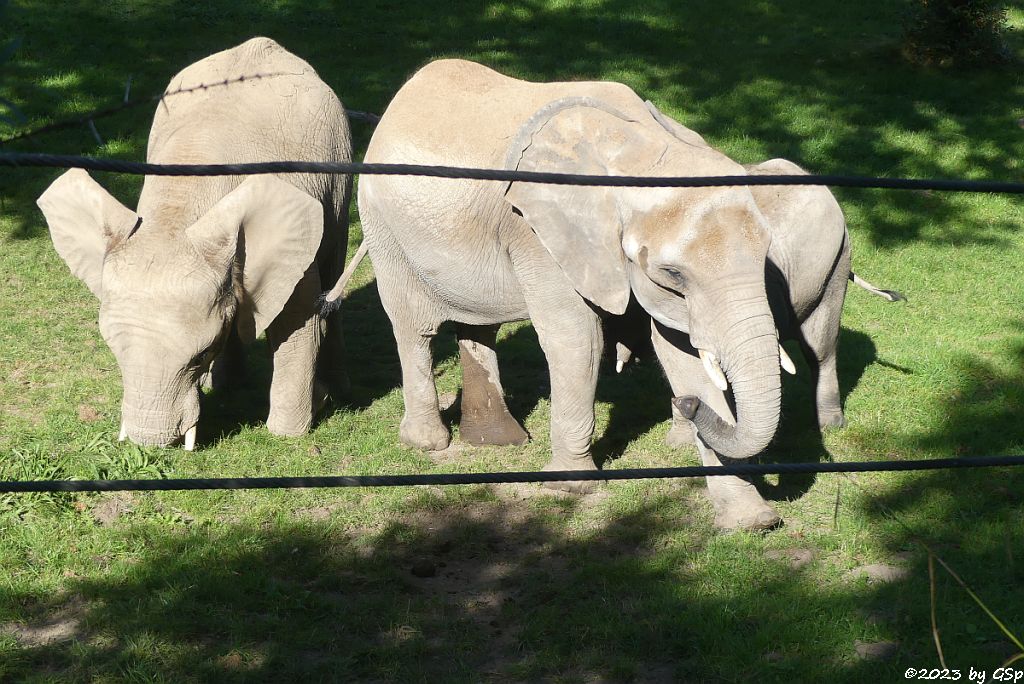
[{"xmin": 682, "ymin": 312, "xmax": 781, "ymax": 459}]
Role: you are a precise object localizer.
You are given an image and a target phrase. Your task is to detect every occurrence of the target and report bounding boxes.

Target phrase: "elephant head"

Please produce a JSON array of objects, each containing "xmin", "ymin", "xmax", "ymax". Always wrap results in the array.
[
  {"xmin": 504, "ymin": 97, "xmax": 783, "ymax": 459},
  {"xmin": 37, "ymin": 169, "xmax": 323, "ymax": 448}
]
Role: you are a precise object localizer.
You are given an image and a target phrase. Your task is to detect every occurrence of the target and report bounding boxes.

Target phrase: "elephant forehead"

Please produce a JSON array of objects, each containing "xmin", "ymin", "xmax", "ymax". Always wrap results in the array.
[
  {"xmin": 628, "ymin": 192, "xmax": 769, "ymax": 269},
  {"xmin": 105, "ymin": 243, "xmax": 225, "ymax": 295}
]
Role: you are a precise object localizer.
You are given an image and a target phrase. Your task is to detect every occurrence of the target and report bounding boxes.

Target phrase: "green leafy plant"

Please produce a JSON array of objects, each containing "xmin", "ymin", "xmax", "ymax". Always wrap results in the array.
[
  {"xmin": 79, "ymin": 435, "xmax": 173, "ymax": 480},
  {"xmin": 0, "ymin": 445, "xmax": 74, "ymax": 519}
]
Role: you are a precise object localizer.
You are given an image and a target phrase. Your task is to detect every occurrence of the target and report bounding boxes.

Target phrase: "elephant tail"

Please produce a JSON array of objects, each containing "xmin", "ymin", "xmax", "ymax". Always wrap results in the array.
[
  {"xmin": 317, "ymin": 240, "xmax": 370, "ymax": 316},
  {"xmin": 849, "ymin": 272, "xmax": 906, "ymax": 302}
]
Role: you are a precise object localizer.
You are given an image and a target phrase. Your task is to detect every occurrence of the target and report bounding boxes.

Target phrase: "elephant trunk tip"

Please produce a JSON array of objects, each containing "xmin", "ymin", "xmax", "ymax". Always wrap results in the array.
[{"xmin": 672, "ymin": 395, "xmax": 700, "ymax": 420}]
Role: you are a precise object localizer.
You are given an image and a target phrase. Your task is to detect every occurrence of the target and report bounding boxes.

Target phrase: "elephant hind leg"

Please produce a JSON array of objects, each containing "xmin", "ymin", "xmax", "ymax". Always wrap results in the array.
[
  {"xmin": 798, "ymin": 250, "xmax": 850, "ymax": 431},
  {"xmin": 457, "ymin": 323, "xmax": 528, "ymax": 446},
  {"xmin": 372, "ymin": 243, "xmax": 450, "ymax": 451}
]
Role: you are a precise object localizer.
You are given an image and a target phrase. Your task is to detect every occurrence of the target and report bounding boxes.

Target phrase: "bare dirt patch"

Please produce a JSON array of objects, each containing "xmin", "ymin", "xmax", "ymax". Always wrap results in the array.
[
  {"xmin": 0, "ymin": 596, "xmax": 89, "ymax": 647},
  {"xmin": 91, "ymin": 492, "xmax": 135, "ymax": 526}
]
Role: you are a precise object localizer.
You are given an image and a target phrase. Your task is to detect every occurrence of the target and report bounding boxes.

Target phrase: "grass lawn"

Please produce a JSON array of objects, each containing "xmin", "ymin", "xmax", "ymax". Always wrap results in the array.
[{"xmin": 2, "ymin": 1, "xmax": 1023, "ymax": 681}]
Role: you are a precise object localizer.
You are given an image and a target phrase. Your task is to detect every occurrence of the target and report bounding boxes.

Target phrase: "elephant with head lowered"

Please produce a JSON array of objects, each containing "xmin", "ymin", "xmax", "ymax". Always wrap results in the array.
[
  {"xmin": 356, "ymin": 59, "xmax": 807, "ymax": 529},
  {"xmin": 37, "ymin": 37, "xmax": 353, "ymax": 448}
]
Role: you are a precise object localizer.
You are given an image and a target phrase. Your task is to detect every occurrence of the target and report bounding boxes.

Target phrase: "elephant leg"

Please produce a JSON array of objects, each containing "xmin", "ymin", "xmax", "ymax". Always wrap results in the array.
[
  {"xmin": 371, "ymin": 244, "xmax": 449, "ymax": 451},
  {"xmin": 695, "ymin": 436, "xmax": 782, "ymax": 532},
  {"xmin": 666, "ymin": 399, "xmax": 696, "ymax": 448},
  {"xmin": 651, "ymin": 321, "xmax": 781, "ymax": 531},
  {"xmin": 457, "ymin": 323, "xmax": 529, "ymax": 446},
  {"xmin": 526, "ymin": 292, "xmax": 603, "ymax": 493},
  {"xmin": 798, "ymin": 251, "xmax": 850, "ymax": 431},
  {"xmin": 650, "ymin": 321, "xmax": 696, "ymax": 449},
  {"xmin": 202, "ymin": 324, "xmax": 245, "ymax": 393},
  {"xmin": 320, "ymin": 305, "xmax": 351, "ymax": 399},
  {"xmin": 265, "ymin": 269, "xmax": 325, "ymax": 437},
  {"xmin": 318, "ymin": 241, "xmax": 352, "ymax": 400}
]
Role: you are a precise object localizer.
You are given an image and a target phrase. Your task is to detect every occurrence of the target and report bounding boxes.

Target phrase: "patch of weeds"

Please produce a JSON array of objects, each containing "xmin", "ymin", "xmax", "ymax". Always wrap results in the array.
[
  {"xmin": 0, "ymin": 444, "xmax": 75, "ymax": 519},
  {"xmin": 77, "ymin": 435, "xmax": 174, "ymax": 480}
]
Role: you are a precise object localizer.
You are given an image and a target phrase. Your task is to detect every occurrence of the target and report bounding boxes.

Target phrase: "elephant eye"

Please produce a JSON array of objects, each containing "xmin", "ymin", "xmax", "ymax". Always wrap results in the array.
[{"xmin": 661, "ymin": 266, "xmax": 686, "ymax": 285}]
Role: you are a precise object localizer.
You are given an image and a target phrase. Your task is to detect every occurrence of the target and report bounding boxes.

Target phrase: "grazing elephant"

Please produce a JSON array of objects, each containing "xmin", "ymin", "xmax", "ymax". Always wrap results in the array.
[
  {"xmin": 356, "ymin": 58, "xmax": 799, "ymax": 519},
  {"xmin": 36, "ymin": 37, "xmax": 353, "ymax": 448}
]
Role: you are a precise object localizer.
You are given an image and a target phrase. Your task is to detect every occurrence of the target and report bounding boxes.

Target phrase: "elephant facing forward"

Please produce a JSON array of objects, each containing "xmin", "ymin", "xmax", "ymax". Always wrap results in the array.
[
  {"xmin": 357, "ymin": 59, "xmax": 801, "ymax": 527},
  {"xmin": 454, "ymin": 155, "xmax": 904, "ymax": 530},
  {"xmin": 37, "ymin": 37, "xmax": 353, "ymax": 448}
]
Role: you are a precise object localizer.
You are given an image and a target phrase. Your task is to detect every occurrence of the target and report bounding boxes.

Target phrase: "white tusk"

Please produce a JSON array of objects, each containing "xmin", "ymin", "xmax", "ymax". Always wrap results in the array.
[
  {"xmin": 615, "ymin": 342, "xmax": 632, "ymax": 374},
  {"xmin": 118, "ymin": 423, "xmax": 127, "ymax": 442},
  {"xmin": 698, "ymin": 349, "xmax": 729, "ymax": 392},
  {"xmin": 183, "ymin": 425, "xmax": 197, "ymax": 452},
  {"xmin": 779, "ymin": 344, "xmax": 796, "ymax": 375}
]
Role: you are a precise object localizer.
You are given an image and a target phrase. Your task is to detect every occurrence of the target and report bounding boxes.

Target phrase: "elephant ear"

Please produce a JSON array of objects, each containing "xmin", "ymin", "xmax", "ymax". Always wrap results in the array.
[
  {"xmin": 36, "ymin": 169, "xmax": 140, "ymax": 298},
  {"xmin": 644, "ymin": 100, "xmax": 709, "ymax": 150},
  {"xmin": 186, "ymin": 175, "xmax": 323, "ymax": 342},
  {"xmin": 504, "ymin": 97, "xmax": 668, "ymax": 315}
]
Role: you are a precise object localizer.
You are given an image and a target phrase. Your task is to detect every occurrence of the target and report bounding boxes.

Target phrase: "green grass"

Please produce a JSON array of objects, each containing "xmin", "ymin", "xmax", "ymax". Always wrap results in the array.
[{"xmin": 2, "ymin": 0, "xmax": 1023, "ymax": 681}]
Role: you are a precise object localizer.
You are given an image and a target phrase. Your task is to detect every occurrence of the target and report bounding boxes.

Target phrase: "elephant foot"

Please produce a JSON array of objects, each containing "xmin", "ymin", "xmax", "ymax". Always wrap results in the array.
[
  {"xmin": 267, "ymin": 411, "xmax": 313, "ymax": 437},
  {"xmin": 818, "ymin": 410, "xmax": 846, "ymax": 430},
  {"xmin": 541, "ymin": 456, "xmax": 598, "ymax": 494},
  {"xmin": 400, "ymin": 414, "xmax": 451, "ymax": 451},
  {"xmin": 460, "ymin": 410, "xmax": 529, "ymax": 446},
  {"xmin": 665, "ymin": 420, "xmax": 696, "ymax": 448},
  {"xmin": 706, "ymin": 475, "xmax": 782, "ymax": 532},
  {"xmin": 713, "ymin": 503, "xmax": 782, "ymax": 532}
]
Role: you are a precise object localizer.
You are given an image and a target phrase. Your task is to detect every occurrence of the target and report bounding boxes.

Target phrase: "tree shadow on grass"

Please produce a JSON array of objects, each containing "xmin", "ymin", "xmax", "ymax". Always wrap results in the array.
[
  {"xmin": 834, "ymin": 326, "xmax": 1024, "ymax": 668},
  {"xmin": 3, "ymin": 0, "xmax": 1020, "ymax": 248},
  {"xmin": 0, "ymin": 486, "xmax": 952, "ymax": 682}
]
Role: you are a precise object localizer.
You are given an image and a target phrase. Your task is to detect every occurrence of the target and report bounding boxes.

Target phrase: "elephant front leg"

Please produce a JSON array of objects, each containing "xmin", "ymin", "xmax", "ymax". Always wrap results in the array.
[
  {"xmin": 457, "ymin": 323, "xmax": 528, "ymax": 446},
  {"xmin": 695, "ymin": 435, "xmax": 782, "ymax": 531},
  {"xmin": 265, "ymin": 300, "xmax": 325, "ymax": 437},
  {"xmin": 652, "ymin": 322, "xmax": 781, "ymax": 531},
  {"xmin": 202, "ymin": 325, "xmax": 246, "ymax": 393},
  {"xmin": 530, "ymin": 301, "xmax": 603, "ymax": 493}
]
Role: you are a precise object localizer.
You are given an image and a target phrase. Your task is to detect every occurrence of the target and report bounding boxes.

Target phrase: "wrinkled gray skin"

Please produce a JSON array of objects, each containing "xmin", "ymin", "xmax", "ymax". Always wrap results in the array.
[
  {"xmin": 37, "ymin": 38, "xmax": 352, "ymax": 447},
  {"xmin": 357, "ymin": 59, "xmax": 787, "ymax": 519}
]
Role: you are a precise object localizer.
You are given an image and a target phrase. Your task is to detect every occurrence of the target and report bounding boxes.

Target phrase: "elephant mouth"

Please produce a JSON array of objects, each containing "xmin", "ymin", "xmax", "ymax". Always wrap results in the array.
[{"xmin": 119, "ymin": 422, "xmax": 197, "ymax": 450}]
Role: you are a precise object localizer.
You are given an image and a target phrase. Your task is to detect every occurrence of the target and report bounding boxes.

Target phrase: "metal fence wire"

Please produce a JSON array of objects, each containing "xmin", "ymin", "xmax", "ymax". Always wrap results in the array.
[{"xmin": 2, "ymin": 114, "xmax": 1023, "ymax": 493}]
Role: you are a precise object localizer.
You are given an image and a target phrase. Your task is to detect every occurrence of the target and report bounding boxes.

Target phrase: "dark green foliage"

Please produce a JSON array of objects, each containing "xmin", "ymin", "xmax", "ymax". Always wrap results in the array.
[{"xmin": 902, "ymin": 0, "xmax": 1014, "ymax": 66}]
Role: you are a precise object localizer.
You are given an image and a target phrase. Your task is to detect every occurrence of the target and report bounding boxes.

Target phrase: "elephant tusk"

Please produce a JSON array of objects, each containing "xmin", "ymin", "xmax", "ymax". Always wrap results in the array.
[
  {"xmin": 698, "ymin": 349, "xmax": 729, "ymax": 392},
  {"xmin": 779, "ymin": 344, "xmax": 796, "ymax": 375},
  {"xmin": 183, "ymin": 425, "xmax": 197, "ymax": 452},
  {"xmin": 615, "ymin": 342, "xmax": 632, "ymax": 374},
  {"xmin": 118, "ymin": 422, "xmax": 127, "ymax": 442}
]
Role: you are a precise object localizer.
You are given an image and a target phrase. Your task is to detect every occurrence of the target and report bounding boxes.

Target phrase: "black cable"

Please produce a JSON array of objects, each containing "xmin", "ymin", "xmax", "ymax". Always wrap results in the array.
[
  {"xmin": 2, "ymin": 455, "xmax": 1023, "ymax": 493},
  {"xmin": 3, "ymin": 152, "xmax": 1023, "ymax": 193}
]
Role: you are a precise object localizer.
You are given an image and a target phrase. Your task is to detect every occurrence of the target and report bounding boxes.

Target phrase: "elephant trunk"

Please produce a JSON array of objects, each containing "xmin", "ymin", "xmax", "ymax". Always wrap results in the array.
[
  {"xmin": 119, "ymin": 371, "xmax": 201, "ymax": 447},
  {"xmin": 679, "ymin": 308, "xmax": 781, "ymax": 460}
]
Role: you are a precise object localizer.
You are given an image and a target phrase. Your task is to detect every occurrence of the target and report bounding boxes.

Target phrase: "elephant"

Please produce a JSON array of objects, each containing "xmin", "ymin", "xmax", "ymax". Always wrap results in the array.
[
  {"xmin": 36, "ymin": 37, "xmax": 353, "ymax": 448},
  {"xmin": 356, "ymin": 58, "xmax": 808, "ymax": 524},
  {"xmin": 453, "ymin": 156, "xmax": 905, "ymax": 529},
  {"xmin": 658, "ymin": 158, "xmax": 904, "ymax": 454}
]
